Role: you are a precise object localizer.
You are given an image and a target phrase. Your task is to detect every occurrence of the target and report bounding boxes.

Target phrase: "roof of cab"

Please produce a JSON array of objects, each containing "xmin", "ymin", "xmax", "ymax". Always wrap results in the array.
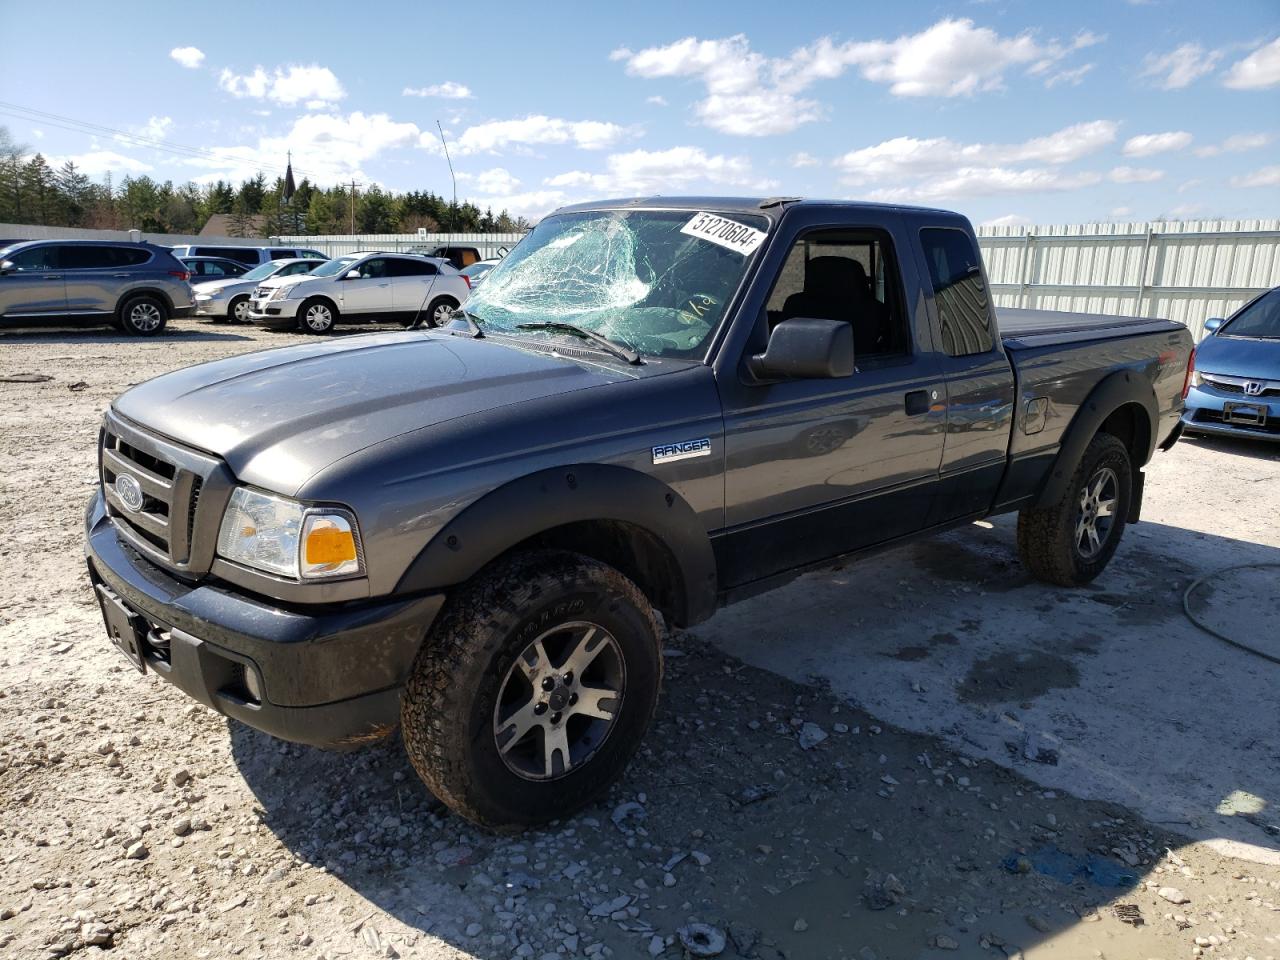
[{"xmin": 552, "ymin": 196, "xmax": 962, "ymax": 218}]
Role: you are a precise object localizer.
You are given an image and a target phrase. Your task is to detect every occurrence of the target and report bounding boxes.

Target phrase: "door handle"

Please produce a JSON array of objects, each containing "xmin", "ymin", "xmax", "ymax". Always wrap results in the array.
[
  {"xmin": 905, "ymin": 390, "xmax": 931, "ymax": 416},
  {"xmin": 112, "ymin": 273, "xmax": 131, "ymax": 278},
  {"xmin": 44, "ymin": 274, "xmax": 64, "ymax": 280}
]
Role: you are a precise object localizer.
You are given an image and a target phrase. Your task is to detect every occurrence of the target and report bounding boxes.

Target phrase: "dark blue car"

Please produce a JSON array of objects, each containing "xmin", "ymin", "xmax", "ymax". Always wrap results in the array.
[{"xmin": 1183, "ymin": 287, "xmax": 1280, "ymax": 443}]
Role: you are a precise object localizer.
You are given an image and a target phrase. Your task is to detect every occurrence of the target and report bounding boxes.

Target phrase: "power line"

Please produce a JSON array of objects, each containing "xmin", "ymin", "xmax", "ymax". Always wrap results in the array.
[{"xmin": 0, "ymin": 101, "xmax": 313, "ymax": 180}]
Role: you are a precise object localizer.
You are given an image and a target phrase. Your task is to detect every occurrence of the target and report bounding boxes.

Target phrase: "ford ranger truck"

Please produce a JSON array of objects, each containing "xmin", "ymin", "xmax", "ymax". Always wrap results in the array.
[{"xmin": 85, "ymin": 198, "xmax": 1194, "ymax": 829}]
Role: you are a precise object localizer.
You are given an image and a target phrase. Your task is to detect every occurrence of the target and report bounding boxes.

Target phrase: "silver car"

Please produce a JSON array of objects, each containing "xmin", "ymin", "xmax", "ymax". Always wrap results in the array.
[
  {"xmin": 0, "ymin": 240, "xmax": 193, "ymax": 335},
  {"xmin": 247, "ymin": 252, "xmax": 470, "ymax": 333},
  {"xmin": 192, "ymin": 258, "xmax": 321, "ymax": 323}
]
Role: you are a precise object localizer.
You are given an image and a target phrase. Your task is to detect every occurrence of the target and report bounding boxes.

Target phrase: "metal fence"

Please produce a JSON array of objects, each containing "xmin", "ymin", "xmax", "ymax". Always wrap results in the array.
[
  {"xmin": 275, "ymin": 232, "xmax": 526, "ymax": 259},
  {"xmin": 976, "ymin": 219, "xmax": 1280, "ymax": 339}
]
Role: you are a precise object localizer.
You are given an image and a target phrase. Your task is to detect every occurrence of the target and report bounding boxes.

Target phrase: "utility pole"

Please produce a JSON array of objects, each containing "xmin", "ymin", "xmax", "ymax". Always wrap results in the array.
[{"xmin": 349, "ymin": 179, "xmax": 359, "ymax": 234}]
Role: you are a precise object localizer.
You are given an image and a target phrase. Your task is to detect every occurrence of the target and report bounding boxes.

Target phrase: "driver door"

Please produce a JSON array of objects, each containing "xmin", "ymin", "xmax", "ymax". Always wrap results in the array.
[
  {"xmin": 713, "ymin": 218, "xmax": 946, "ymax": 588},
  {"xmin": 0, "ymin": 245, "xmax": 67, "ymax": 318},
  {"xmin": 338, "ymin": 257, "xmax": 394, "ymax": 316}
]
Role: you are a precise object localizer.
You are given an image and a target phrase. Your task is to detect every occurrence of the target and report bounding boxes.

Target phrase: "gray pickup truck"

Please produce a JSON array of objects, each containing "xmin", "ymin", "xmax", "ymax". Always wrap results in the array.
[{"xmin": 85, "ymin": 197, "xmax": 1193, "ymax": 828}]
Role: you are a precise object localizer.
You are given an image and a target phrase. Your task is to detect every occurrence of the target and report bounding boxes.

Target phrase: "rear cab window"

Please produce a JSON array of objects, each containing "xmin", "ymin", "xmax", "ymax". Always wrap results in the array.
[{"xmin": 920, "ymin": 228, "xmax": 994, "ymax": 356}]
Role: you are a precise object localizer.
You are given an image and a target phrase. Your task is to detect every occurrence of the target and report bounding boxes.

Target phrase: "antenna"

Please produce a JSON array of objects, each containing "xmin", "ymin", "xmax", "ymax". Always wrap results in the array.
[{"xmin": 437, "ymin": 120, "xmax": 457, "ymax": 233}]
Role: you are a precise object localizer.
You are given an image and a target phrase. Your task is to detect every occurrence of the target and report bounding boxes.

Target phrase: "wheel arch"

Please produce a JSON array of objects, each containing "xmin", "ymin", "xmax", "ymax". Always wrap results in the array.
[
  {"xmin": 299, "ymin": 293, "xmax": 339, "ymax": 315},
  {"xmin": 396, "ymin": 464, "xmax": 719, "ymax": 627},
  {"xmin": 1034, "ymin": 369, "xmax": 1158, "ymax": 510},
  {"xmin": 116, "ymin": 287, "xmax": 175, "ymax": 318}
]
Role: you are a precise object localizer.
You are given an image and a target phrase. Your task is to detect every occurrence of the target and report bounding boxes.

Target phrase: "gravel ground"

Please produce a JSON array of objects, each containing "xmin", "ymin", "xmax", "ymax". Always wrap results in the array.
[{"xmin": 1, "ymin": 319, "xmax": 1278, "ymax": 960}]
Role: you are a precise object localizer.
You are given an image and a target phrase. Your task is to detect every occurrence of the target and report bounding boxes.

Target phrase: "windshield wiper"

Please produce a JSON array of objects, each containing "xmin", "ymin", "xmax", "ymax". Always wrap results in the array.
[
  {"xmin": 442, "ymin": 307, "xmax": 485, "ymax": 338},
  {"xmin": 515, "ymin": 321, "xmax": 642, "ymax": 365}
]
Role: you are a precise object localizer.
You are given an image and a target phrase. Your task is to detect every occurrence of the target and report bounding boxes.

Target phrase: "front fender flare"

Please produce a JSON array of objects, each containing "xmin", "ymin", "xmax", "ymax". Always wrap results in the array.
[
  {"xmin": 1035, "ymin": 368, "xmax": 1157, "ymax": 509},
  {"xmin": 395, "ymin": 464, "xmax": 719, "ymax": 625}
]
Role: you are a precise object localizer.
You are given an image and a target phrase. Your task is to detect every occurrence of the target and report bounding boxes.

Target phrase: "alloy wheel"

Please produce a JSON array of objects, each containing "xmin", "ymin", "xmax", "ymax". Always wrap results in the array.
[
  {"xmin": 129, "ymin": 302, "xmax": 162, "ymax": 332},
  {"xmin": 1075, "ymin": 466, "xmax": 1118, "ymax": 559},
  {"xmin": 493, "ymin": 621, "xmax": 625, "ymax": 781}
]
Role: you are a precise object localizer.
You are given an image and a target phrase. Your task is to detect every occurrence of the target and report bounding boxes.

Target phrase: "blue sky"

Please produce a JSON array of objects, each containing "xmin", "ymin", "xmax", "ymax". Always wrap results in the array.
[{"xmin": 1, "ymin": 0, "xmax": 1277, "ymax": 225}]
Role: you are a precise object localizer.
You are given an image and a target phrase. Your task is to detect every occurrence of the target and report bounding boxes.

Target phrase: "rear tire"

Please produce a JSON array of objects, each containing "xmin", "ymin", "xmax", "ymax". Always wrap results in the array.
[
  {"xmin": 118, "ymin": 294, "xmax": 168, "ymax": 336},
  {"xmin": 1017, "ymin": 433, "xmax": 1132, "ymax": 587},
  {"xmin": 420, "ymin": 295, "xmax": 459, "ymax": 329},
  {"xmin": 401, "ymin": 550, "xmax": 662, "ymax": 830},
  {"xmin": 298, "ymin": 298, "xmax": 337, "ymax": 334}
]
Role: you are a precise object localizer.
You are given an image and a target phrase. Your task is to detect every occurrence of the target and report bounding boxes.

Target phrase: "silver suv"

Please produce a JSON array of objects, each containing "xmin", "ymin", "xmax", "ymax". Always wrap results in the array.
[
  {"xmin": 247, "ymin": 252, "xmax": 470, "ymax": 333},
  {"xmin": 0, "ymin": 240, "xmax": 194, "ymax": 335}
]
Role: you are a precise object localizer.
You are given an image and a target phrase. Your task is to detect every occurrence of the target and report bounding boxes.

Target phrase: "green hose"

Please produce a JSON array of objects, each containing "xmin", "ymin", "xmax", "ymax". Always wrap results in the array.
[{"xmin": 1182, "ymin": 563, "xmax": 1280, "ymax": 666}]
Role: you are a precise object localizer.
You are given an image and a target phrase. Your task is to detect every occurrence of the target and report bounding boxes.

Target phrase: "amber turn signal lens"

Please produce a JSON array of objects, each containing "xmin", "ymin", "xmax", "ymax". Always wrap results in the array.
[{"xmin": 304, "ymin": 522, "xmax": 357, "ymax": 565}]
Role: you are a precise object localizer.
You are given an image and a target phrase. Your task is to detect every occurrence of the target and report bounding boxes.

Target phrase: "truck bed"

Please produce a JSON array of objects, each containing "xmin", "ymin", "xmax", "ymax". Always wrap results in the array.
[{"xmin": 997, "ymin": 307, "xmax": 1185, "ymax": 350}]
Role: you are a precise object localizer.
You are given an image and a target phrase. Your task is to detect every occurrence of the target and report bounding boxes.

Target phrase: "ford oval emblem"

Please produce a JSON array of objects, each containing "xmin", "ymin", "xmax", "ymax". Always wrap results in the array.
[{"xmin": 114, "ymin": 474, "xmax": 145, "ymax": 513}]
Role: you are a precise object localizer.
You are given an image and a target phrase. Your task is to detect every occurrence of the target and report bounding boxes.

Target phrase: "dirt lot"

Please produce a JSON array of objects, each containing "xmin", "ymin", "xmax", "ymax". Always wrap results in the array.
[{"xmin": 1, "ymin": 319, "xmax": 1278, "ymax": 960}]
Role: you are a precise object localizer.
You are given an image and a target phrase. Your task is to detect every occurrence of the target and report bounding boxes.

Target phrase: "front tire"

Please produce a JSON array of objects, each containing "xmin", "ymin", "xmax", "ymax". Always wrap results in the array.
[
  {"xmin": 298, "ymin": 298, "xmax": 337, "ymax": 334},
  {"xmin": 1017, "ymin": 433, "xmax": 1132, "ymax": 587},
  {"xmin": 401, "ymin": 550, "xmax": 662, "ymax": 830},
  {"xmin": 228, "ymin": 295, "xmax": 251, "ymax": 324},
  {"xmin": 118, "ymin": 294, "xmax": 168, "ymax": 336}
]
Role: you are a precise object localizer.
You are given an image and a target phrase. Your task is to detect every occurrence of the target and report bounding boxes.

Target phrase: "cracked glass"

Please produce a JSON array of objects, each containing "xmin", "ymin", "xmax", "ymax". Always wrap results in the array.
[{"xmin": 464, "ymin": 209, "xmax": 770, "ymax": 359}]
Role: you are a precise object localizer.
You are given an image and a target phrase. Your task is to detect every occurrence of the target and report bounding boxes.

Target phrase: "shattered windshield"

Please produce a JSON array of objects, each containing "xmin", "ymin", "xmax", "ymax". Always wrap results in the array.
[{"xmin": 464, "ymin": 208, "xmax": 770, "ymax": 359}]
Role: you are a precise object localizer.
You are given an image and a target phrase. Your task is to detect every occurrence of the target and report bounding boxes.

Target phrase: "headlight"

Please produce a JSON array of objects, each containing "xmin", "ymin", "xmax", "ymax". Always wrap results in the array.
[
  {"xmin": 271, "ymin": 283, "xmax": 298, "ymax": 301},
  {"xmin": 216, "ymin": 488, "xmax": 363, "ymax": 580},
  {"xmin": 194, "ymin": 293, "xmax": 212, "ymax": 302}
]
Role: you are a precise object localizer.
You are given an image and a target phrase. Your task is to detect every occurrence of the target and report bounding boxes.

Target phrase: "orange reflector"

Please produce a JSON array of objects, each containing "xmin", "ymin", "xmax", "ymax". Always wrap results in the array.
[{"xmin": 305, "ymin": 524, "xmax": 357, "ymax": 565}]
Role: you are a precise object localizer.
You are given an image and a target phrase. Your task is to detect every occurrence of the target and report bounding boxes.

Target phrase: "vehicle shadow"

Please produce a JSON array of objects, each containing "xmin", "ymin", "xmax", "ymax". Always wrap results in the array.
[
  {"xmin": 0, "ymin": 326, "xmax": 253, "ymax": 344},
  {"xmin": 1179, "ymin": 432, "xmax": 1280, "ymax": 462},
  {"xmin": 226, "ymin": 558, "xmax": 1259, "ymax": 959}
]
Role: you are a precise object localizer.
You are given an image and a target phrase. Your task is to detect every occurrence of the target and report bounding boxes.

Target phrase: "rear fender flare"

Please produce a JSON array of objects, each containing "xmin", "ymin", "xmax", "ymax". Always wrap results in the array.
[
  {"xmin": 396, "ymin": 464, "xmax": 719, "ymax": 626},
  {"xmin": 1035, "ymin": 369, "xmax": 1157, "ymax": 509}
]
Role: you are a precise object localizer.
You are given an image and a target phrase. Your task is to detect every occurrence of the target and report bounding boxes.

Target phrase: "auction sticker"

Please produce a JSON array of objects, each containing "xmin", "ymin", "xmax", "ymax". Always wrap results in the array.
[{"xmin": 680, "ymin": 212, "xmax": 767, "ymax": 256}]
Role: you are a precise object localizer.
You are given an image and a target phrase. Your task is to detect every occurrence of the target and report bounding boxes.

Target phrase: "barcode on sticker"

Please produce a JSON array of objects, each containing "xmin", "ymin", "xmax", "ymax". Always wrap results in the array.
[{"xmin": 680, "ymin": 212, "xmax": 767, "ymax": 256}]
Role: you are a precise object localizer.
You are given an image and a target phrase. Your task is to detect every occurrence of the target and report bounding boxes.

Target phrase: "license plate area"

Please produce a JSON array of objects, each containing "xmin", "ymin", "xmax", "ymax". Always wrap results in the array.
[
  {"xmin": 1223, "ymin": 401, "xmax": 1267, "ymax": 426},
  {"xmin": 96, "ymin": 585, "xmax": 146, "ymax": 674}
]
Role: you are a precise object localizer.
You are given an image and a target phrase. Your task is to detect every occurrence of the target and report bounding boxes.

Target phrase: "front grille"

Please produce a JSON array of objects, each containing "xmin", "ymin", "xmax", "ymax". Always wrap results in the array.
[
  {"xmin": 99, "ymin": 412, "xmax": 231, "ymax": 573},
  {"xmin": 1201, "ymin": 375, "xmax": 1279, "ymax": 398}
]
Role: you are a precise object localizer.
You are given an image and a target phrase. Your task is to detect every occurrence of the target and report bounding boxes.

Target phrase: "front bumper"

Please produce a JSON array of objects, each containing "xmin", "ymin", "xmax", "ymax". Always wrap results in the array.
[
  {"xmin": 1182, "ymin": 383, "xmax": 1280, "ymax": 443},
  {"xmin": 247, "ymin": 294, "xmax": 303, "ymax": 325},
  {"xmin": 84, "ymin": 491, "xmax": 445, "ymax": 749},
  {"xmin": 193, "ymin": 297, "xmax": 229, "ymax": 318}
]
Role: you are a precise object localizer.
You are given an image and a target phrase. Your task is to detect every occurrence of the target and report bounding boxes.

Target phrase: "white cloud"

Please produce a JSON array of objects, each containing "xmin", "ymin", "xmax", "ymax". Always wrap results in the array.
[
  {"xmin": 1139, "ymin": 43, "xmax": 1221, "ymax": 89},
  {"xmin": 402, "ymin": 81, "xmax": 474, "ymax": 99},
  {"xmin": 834, "ymin": 121, "xmax": 1117, "ymax": 184},
  {"xmin": 1194, "ymin": 132, "xmax": 1272, "ymax": 157},
  {"xmin": 645, "ymin": 95, "xmax": 668, "ymax": 106},
  {"xmin": 140, "ymin": 116, "xmax": 173, "ymax": 140},
  {"xmin": 47, "ymin": 150, "xmax": 153, "ymax": 177},
  {"xmin": 790, "ymin": 152, "xmax": 821, "ymax": 168},
  {"xmin": 545, "ymin": 146, "xmax": 777, "ymax": 195},
  {"xmin": 613, "ymin": 21, "xmax": 1099, "ymax": 136},
  {"xmin": 457, "ymin": 167, "xmax": 521, "ymax": 195},
  {"xmin": 184, "ymin": 111, "xmax": 421, "ymax": 186},
  {"xmin": 1122, "ymin": 131, "xmax": 1192, "ymax": 157},
  {"xmin": 1223, "ymin": 38, "xmax": 1280, "ymax": 90},
  {"xmin": 866, "ymin": 168, "xmax": 1103, "ymax": 204},
  {"xmin": 1230, "ymin": 164, "xmax": 1280, "ymax": 188},
  {"xmin": 169, "ymin": 46, "xmax": 205, "ymax": 69},
  {"xmin": 218, "ymin": 64, "xmax": 346, "ymax": 106},
  {"xmin": 1109, "ymin": 166, "xmax": 1164, "ymax": 183},
  {"xmin": 1109, "ymin": 207, "xmax": 1133, "ymax": 218},
  {"xmin": 1177, "ymin": 178, "xmax": 1202, "ymax": 194},
  {"xmin": 1045, "ymin": 63, "xmax": 1095, "ymax": 87},
  {"xmin": 464, "ymin": 189, "xmax": 569, "ymax": 221},
  {"xmin": 981, "ymin": 214, "xmax": 1033, "ymax": 227},
  {"xmin": 454, "ymin": 115, "xmax": 631, "ymax": 154}
]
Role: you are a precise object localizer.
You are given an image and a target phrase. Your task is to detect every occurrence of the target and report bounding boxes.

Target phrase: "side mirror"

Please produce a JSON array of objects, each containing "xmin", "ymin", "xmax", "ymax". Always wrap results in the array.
[
  {"xmin": 344, "ymin": 269, "xmax": 363, "ymax": 280},
  {"xmin": 748, "ymin": 317, "xmax": 854, "ymax": 381},
  {"xmin": 1203, "ymin": 317, "xmax": 1224, "ymax": 335},
  {"xmin": 0, "ymin": 260, "xmax": 14, "ymax": 275}
]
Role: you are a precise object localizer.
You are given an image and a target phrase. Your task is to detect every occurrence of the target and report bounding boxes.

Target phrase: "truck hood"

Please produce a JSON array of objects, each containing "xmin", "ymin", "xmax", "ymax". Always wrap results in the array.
[
  {"xmin": 112, "ymin": 331, "xmax": 641, "ymax": 495},
  {"xmin": 1197, "ymin": 333, "xmax": 1280, "ymax": 381}
]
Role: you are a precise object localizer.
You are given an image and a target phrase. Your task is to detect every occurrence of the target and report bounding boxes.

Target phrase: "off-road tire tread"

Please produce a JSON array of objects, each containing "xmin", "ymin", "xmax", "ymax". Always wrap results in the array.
[
  {"xmin": 1017, "ymin": 432, "xmax": 1131, "ymax": 587},
  {"xmin": 401, "ymin": 550, "xmax": 661, "ymax": 830}
]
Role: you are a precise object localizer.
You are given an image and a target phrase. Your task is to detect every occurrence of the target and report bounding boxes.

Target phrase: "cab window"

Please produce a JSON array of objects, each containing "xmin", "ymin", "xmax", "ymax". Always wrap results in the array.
[
  {"xmin": 765, "ymin": 229, "xmax": 909, "ymax": 359},
  {"xmin": 6, "ymin": 246, "xmax": 57, "ymax": 271},
  {"xmin": 920, "ymin": 228, "xmax": 994, "ymax": 356}
]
